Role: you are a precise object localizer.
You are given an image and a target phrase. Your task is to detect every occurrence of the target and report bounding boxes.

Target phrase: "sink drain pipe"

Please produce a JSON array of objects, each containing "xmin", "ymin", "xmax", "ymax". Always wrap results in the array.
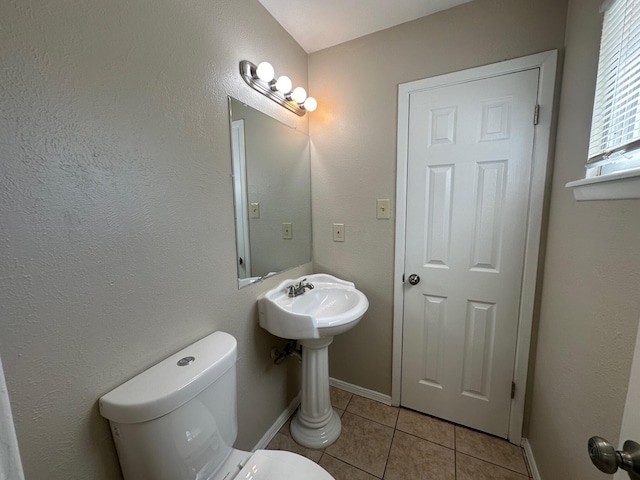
[{"xmin": 271, "ymin": 340, "xmax": 302, "ymax": 364}]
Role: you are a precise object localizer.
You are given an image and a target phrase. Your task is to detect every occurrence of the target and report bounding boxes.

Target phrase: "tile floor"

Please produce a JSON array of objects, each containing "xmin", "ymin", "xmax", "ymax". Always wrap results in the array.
[{"xmin": 267, "ymin": 386, "xmax": 533, "ymax": 480}]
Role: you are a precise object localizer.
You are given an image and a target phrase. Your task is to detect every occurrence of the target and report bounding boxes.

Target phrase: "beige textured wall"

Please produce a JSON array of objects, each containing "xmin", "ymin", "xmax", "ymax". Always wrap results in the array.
[
  {"xmin": 309, "ymin": 0, "xmax": 568, "ymax": 395},
  {"xmin": 0, "ymin": 0, "xmax": 309, "ymax": 478},
  {"xmin": 527, "ymin": 1, "xmax": 640, "ymax": 478}
]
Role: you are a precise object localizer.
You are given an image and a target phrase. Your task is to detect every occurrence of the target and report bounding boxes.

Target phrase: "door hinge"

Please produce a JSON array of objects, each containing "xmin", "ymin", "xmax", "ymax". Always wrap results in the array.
[
  {"xmin": 511, "ymin": 382, "xmax": 516, "ymax": 399},
  {"xmin": 533, "ymin": 104, "xmax": 540, "ymax": 125}
]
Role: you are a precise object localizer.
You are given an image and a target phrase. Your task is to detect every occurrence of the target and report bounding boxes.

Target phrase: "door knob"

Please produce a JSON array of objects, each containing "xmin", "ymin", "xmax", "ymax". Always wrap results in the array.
[
  {"xmin": 588, "ymin": 436, "xmax": 640, "ymax": 479},
  {"xmin": 407, "ymin": 274, "xmax": 420, "ymax": 285}
]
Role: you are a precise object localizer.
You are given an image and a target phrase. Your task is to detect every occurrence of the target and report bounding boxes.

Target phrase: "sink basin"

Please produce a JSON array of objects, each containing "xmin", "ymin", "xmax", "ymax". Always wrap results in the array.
[{"xmin": 258, "ymin": 274, "xmax": 369, "ymax": 340}]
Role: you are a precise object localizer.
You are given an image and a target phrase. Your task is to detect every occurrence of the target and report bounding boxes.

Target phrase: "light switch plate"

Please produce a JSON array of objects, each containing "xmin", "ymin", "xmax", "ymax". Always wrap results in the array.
[
  {"xmin": 333, "ymin": 223, "xmax": 345, "ymax": 242},
  {"xmin": 282, "ymin": 222, "xmax": 292, "ymax": 239},
  {"xmin": 250, "ymin": 203, "xmax": 260, "ymax": 219},
  {"xmin": 376, "ymin": 199, "xmax": 391, "ymax": 219}
]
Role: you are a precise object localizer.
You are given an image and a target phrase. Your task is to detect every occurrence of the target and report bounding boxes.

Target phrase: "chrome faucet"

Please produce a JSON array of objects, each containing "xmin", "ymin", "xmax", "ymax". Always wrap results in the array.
[{"xmin": 286, "ymin": 279, "xmax": 315, "ymax": 297}]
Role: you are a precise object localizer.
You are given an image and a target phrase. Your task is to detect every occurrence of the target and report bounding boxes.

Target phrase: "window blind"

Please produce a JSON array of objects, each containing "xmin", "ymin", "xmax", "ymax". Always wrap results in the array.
[{"xmin": 588, "ymin": 0, "xmax": 640, "ymax": 173}]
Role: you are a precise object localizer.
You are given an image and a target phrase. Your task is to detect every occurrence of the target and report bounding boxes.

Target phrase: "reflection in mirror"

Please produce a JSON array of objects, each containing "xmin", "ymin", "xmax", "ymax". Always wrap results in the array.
[{"xmin": 228, "ymin": 97, "xmax": 312, "ymax": 289}]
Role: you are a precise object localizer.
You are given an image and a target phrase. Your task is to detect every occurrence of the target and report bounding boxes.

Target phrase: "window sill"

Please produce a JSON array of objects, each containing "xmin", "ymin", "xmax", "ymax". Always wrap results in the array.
[{"xmin": 565, "ymin": 169, "xmax": 640, "ymax": 201}]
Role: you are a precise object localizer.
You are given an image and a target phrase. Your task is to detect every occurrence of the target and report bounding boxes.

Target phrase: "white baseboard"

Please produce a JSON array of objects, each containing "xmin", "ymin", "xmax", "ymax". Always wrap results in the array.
[
  {"xmin": 522, "ymin": 437, "xmax": 541, "ymax": 480},
  {"xmin": 252, "ymin": 393, "xmax": 301, "ymax": 451},
  {"xmin": 329, "ymin": 377, "xmax": 392, "ymax": 406}
]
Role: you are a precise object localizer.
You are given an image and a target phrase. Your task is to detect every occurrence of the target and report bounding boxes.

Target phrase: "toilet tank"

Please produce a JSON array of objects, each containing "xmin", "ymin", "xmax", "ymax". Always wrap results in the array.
[{"xmin": 99, "ymin": 332, "xmax": 238, "ymax": 480}]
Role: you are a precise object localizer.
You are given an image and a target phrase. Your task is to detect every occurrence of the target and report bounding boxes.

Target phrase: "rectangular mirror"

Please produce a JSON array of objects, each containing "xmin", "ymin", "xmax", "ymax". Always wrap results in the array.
[{"xmin": 228, "ymin": 97, "xmax": 312, "ymax": 288}]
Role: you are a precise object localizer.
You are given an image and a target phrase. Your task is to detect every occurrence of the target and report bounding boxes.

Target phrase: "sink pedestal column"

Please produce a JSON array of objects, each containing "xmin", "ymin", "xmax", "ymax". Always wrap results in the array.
[{"xmin": 290, "ymin": 336, "xmax": 342, "ymax": 449}]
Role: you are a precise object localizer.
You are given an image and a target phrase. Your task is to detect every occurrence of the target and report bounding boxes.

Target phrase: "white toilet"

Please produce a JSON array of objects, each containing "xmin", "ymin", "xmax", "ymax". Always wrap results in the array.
[{"xmin": 99, "ymin": 331, "xmax": 334, "ymax": 480}]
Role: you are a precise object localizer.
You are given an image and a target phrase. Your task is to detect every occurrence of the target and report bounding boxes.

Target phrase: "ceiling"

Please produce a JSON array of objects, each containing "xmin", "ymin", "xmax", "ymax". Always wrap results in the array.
[{"xmin": 258, "ymin": 0, "xmax": 473, "ymax": 53}]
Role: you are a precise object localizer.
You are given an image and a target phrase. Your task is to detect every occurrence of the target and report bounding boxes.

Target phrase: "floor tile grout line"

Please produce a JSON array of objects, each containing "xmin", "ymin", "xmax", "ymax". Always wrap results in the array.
[
  {"xmin": 381, "ymin": 428, "xmax": 397, "ymax": 480},
  {"xmin": 392, "ymin": 427, "xmax": 455, "ymax": 451},
  {"xmin": 343, "ymin": 392, "xmax": 400, "ymax": 423},
  {"xmin": 341, "ymin": 409, "xmax": 398, "ymax": 430},
  {"xmin": 323, "ymin": 452, "xmax": 383, "ymax": 479},
  {"xmin": 342, "ymin": 391, "xmax": 353, "ymax": 412},
  {"xmin": 454, "ymin": 423, "xmax": 457, "ymax": 480},
  {"xmin": 455, "ymin": 450, "xmax": 530, "ymax": 477}
]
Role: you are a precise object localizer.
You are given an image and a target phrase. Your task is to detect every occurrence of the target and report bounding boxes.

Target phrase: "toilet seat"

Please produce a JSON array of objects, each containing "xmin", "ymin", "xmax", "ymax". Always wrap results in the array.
[{"xmin": 236, "ymin": 450, "xmax": 334, "ymax": 479}]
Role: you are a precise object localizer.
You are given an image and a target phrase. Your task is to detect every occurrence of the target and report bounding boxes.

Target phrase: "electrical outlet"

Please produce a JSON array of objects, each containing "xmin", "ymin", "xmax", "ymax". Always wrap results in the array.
[
  {"xmin": 377, "ymin": 199, "xmax": 391, "ymax": 219},
  {"xmin": 250, "ymin": 202, "xmax": 260, "ymax": 219},
  {"xmin": 333, "ymin": 223, "xmax": 345, "ymax": 242},
  {"xmin": 282, "ymin": 222, "xmax": 292, "ymax": 239}
]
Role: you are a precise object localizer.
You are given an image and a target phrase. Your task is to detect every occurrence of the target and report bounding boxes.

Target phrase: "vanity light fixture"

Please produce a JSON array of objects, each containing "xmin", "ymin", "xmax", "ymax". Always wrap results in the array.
[{"xmin": 240, "ymin": 60, "xmax": 318, "ymax": 116}]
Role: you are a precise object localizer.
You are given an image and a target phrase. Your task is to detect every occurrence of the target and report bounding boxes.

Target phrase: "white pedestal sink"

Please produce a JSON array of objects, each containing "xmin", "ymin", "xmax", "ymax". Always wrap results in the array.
[{"xmin": 257, "ymin": 274, "xmax": 369, "ymax": 449}]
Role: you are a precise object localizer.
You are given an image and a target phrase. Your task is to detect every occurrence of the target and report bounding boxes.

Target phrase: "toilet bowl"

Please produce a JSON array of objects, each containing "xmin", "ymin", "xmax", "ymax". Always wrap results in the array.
[{"xmin": 99, "ymin": 331, "xmax": 333, "ymax": 480}]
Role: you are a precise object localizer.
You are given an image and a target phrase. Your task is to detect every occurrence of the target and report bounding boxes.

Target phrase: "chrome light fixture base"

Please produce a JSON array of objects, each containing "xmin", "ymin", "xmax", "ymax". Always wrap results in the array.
[{"xmin": 239, "ymin": 60, "xmax": 306, "ymax": 117}]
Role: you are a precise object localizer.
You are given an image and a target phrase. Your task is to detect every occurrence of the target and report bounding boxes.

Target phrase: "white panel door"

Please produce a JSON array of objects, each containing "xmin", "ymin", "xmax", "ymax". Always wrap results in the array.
[{"xmin": 401, "ymin": 68, "xmax": 539, "ymax": 438}]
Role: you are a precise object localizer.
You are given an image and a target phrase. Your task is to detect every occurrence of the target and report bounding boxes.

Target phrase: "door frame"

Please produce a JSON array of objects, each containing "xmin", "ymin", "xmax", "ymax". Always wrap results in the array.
[
  {"xmin": 231, "ymin": 118, "xmax": 251, "ymax": 279},
  {"xmin": 392, "ymin": 50, "xmax": 558, "ymax": 443}
]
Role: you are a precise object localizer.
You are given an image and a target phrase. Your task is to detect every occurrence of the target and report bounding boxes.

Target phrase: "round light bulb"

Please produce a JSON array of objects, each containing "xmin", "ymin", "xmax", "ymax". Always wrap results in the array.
[
  {"xmin": 291, "ymin": 87, "xmax": 307, "ymax": 104},
  {"xmin": 275, "ymin": 75, "xmax": 292, "ymax": 94},
  {"xmin": 255, "ymin": 62, "xmax": 275, "ymax": 82},
  {"xmin": 303, "ymin": 96, "xmax": 318, "ymax": 112}
]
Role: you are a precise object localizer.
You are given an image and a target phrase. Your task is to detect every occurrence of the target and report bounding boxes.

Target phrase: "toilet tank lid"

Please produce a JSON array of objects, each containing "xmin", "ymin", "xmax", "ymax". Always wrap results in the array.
[{"xmin": 99, "ymin": 331, "xmax": 237, "ymax": 424}]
